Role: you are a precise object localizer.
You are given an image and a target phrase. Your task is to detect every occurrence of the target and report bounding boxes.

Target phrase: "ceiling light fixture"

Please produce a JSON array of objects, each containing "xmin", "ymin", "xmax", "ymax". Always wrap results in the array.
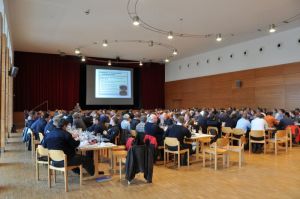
[
  {"xmin": 269, "ymin": 24, "xmax": 276, "ymax": 33},
  {"xmin": 81, "ymin": 56, "xmax": 86, "ymax": 62},
  {"xmin": 168, "ymin": 31, "xmax": 173, "ymax": 40},
  {"xmin": 172, "ymin": 49, "xmax": 178, "ymax": 56},
  {"xmin": 216, "ymin": 33, "xmax": 222, "ymax": 42},
  {"xmin": 108, "ymin": 60, "xmax": 112, "ymax": 66},
  {"xmin": 132, "ymin": 16, "xmax": 140, "ymax": 26},
  {"xmin": 139, "ymin": 60, "xmax": 143, "ymax": 66},
  {"xmin": 102, "ymin": 40, "xmax": 108, "ymax": 47},
  {"xmin": 75, "ymin": 48, "xmax": 80, "ymax": 55},
  {"xmin": 165, "ymin": 58, "xmax": 170, "ymax": 63}
]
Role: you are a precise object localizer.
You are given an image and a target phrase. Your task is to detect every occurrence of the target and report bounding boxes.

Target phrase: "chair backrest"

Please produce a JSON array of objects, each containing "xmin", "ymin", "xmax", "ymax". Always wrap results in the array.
[
  {"xmin": 249, "ymin": 130, "xmax": 265, "ymax": 138},
  {"xmin": 232, "ymin": 128, "xmax": 245, "ymax": 136},
  {"xmin": 37, "ymin": 145, "xmax": 48, "ymax": 156},
  {"xmin": 275, "ymin": 130, "xmax": 287, "ymax": 138},
  {"xmin": 38, "ymin": 132, "xmax": 44, "ymax": 141},
  {"xmin": 216, "ymin": 138, "xmax": 229, "ymax": 147},
  {"xmin": 164, "ymin": 137, "xmax": 179, "ymax": 147},
  {"xmin": 222, "ymin": 127, "xmax": 232, "ymax": 138},
  {"xmin": 207, "ymin": 126, "xmax": 219, "ymax": 137},
  {"xmin": 48, "ymin": 150, "xmax": 65, "ymax": 162}
]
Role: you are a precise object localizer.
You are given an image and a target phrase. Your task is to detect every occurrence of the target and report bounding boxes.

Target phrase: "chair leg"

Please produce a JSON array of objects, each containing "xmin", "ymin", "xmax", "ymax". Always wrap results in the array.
[
  {"xmin": 214, "ymin": 154, "xmax": 217, "ymax": 170},
  {"xmin": 54, "ymin": 170, "xmax": 57, "ymax": 183},
  {"xmin": 48, "ymin": 169, "xmax": 51, "ymax": 188},
  {"xmin": 227, "ymin": 154, "xmax": 229, "ymax": 167},
  {"xmin": 178, "ymin": 154, "xmax": 180, "ymax": 168},
  {"xmin": 164, "ymin": 152, "xmax": 166, "ymax": 167},
  {"xmin": 239, "ymin": 151, "xmax": 242, "ymax": 168},
  {"xmin": 36, "ymin": 162, "xmax": 39, "ymax": 181},
  {"xmin": 80, "ymin": 165, "xmax": 82, "ymax": 186},
  {"xmin": 275, "ymin": 141, "xmax": 277, "ymax": 155},
  {"xmin": 64, "ymin": 170, "xmax": 68, "ymax": 192},
  {"xmin": 223, "ymin": 154, "xmax": 226, "ymax": 166},
  {"xmin": 264, "ymin": 143, "xmax": 266, "ymax": 154},
  {"xmin": 286, "ymin": 140, "xmax": 288, "ymax": 152},
  {"xmin": 203, "ymin": 151, "xmax": 205, "ymax": 167},
  {"xmin": 249, "ymin": 142, "xmax": 251, "ymax": 154},
  {"xmin": 187, "ymin": 151, "xmax": 190, "ymax": 168},
  {"xmin": 119, "ymin": 158, "xmax": 122, "ymax": 180}
]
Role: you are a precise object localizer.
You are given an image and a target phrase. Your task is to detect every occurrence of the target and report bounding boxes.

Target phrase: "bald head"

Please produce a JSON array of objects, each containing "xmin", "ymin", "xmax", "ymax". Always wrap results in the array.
[{"xmin": 149, "ymin": 114, "xmax": 158, "ymax": 123}]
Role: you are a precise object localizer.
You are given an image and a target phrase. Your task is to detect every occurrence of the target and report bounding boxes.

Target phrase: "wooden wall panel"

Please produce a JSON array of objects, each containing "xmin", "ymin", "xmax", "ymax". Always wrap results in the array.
[{"xmin": 165, "ymin": 62, "xmax": 300, "ymax": 109}]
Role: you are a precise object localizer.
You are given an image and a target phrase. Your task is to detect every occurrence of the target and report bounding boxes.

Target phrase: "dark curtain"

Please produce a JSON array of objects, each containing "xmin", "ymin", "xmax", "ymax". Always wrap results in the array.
[
  {"xmin": 141, "ymin": 63, "xmax": 165, "ymax": 109},
  {"xmin": 13, "ymin": 51, "xmax": 165, "ymax": 111},
  {"xmin": 14, "ymin": 52, "xmax": 80, "ymax": 111}
]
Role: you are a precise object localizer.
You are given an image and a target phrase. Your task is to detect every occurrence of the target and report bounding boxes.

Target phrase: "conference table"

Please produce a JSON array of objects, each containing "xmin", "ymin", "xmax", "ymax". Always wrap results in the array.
[
  {"xmin": 184, "ymin": 133, "xmax": 213, "ymax": 162},
  {"xmin": 78, "ymin": 142, "xmax": 117, "ymax": 180}
]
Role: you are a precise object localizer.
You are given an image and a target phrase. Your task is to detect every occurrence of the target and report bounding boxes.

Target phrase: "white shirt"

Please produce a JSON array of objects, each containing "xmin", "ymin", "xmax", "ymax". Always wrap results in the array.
[{"xmin": 251, "ymin": 118, "xmax": 268, "ymax": 130}]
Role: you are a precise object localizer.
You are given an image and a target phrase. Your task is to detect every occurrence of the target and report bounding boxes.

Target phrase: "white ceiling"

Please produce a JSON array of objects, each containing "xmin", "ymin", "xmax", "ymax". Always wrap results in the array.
[{"xmin": 7, "ymin": 0, "xmax": 300, "ymax": 62}]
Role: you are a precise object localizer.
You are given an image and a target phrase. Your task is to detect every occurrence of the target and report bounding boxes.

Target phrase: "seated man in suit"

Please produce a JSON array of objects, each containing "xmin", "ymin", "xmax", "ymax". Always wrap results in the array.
[
  {"xmin": 103, "ymin": 116, "xmax": 120, "ymax": 143},
  {"xmin": 165, "ymin": 116, "xmax": 192, "ymax": 166},
  {"xmin": 42, "ymin": 118, "xmax": 94, "ymax": 176},
  {"xmin": 145, "ymin": 114, "xmax": 164, "ymax": 146},
  {"xmin": 86, "ymin": 116, "xmax": 106, "ymax": 135}
]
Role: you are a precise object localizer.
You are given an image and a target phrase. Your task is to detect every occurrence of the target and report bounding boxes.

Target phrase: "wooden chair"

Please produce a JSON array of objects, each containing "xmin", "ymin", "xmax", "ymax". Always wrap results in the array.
[
  {"xmin": 111, "ymin": 147, "xmax": 127, "ymax": 180},
  {"xmin": 221, "ymin": 126, "xmax": 232, "ymax": 138},
  {"xmin": 203, "ymin": 138, "xmax": 230, "ymax": 170},
  {"xmin": 48, "ymin": 150, "xmax": 82, "ymax": 192},
  {"xmin": 268, "ymin": 130, "xmax": 288, "ymax": 155},
  {"xmin": 36, "ymin": 145, "xmax": 48, "ymax": 181},
  {"xmin": 228, "ymin": 135, "xmax": 246, "ymax": 168},
  {"xmin": 249, "ymin": 130, "xmax": 266, "ymax": 154},
  {"xmin": 164, "ymin": 137, "xmax": 189, "ymax": 168}
]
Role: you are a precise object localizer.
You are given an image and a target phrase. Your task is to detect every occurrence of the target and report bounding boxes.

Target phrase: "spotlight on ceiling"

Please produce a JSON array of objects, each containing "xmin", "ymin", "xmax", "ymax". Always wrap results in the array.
[
  {"xmin": 165, "ymin": 58, "xmax": 170, "ymax": 63},
  {"xmin": 81, "ymin": 56, "xmax": 86, "ymax": 62},
  {"xmin": 168, "ymin": 31, "xmax": 174, "ymax": 40},
  {"xmin": 75, "ymin": 48, "xmax": 80, "ymax": 55},
  {"xmin": 148, "ymin": 41, "xmax": 154, "ymax": 47},
  {"xmin": 102, "ymin": 40, "xmax": 108, "ymax": 47},
  {"xmin": 132, "ymin": 16, "xmax": 140, "ymax": 26},
  {"xmin": 108, "ymin": 60, "xmax": 112, "ymax": 66},
  {"xmin": 216, "ymin": 33, "xmax": 222, "ymax": 42},
  {"xmin": 269, "ymin": 24, "xmax": 276, "ymax": 33},
  {"xmin": 172, "ymin": 49, "xmax": 178, "ymax": 56},
  {"xmin": 139, "ymin": 60, "xmax": 143, "ymax": 66}
]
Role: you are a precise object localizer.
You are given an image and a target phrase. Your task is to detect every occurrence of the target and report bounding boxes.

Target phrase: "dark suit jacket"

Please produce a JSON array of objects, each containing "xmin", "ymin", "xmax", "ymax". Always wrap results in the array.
[
  {"xmin": 42, "ymin": 128, "xmax": 80, "ymax": 158},
  {"xmin": 130, "ymin": 118, "xmax": 140, "ymax": 130},
  {"xmin": 144, "ymin": 122, "xmax": 164, "ymax": 145},
  {"xmin": 165, "ymin": 124, "xmax": 191, "ymax": 145}
]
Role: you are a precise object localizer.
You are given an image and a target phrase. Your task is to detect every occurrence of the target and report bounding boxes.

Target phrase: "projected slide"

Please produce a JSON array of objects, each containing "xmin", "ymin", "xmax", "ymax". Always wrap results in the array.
[
  {"xmin": 86, "ymin": 65, "xmax": 134, "ymax": 105},
  {"xmin": 95, "ymin": 69, "xmax": 131, "ymax": 98}
]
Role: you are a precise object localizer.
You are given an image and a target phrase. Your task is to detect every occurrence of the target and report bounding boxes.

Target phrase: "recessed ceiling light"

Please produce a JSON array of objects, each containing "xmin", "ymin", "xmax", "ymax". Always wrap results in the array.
[
  {"xmin": 172, "ymin": 49, "xmax": 178, "ymax": 55},
  {"xmin": 81, "ymin": 56, "xmax": 86, "ymax": 62},
  {"xmin": 75, "ymin": 48, "xmax": 80, "ymax": 55},
  {"xmin": 216, "ymin": 33, "xmax": 222, "ymax": 42},
  {"xmin": 139, "ymin": 60, "xmax": 143, "ymax": 66},
  {"xmin": 168, "ymin": 31, "xmax": 173, "ymax": 40},
  {"xmin": 269, "ymin": 24, "xmax": 276, "ymax": 33},
  {"xmin": 133, "ymin": 16, "xmax": 140, "ymax": 26},
  {"xmin": 108, "ymin": 60, "xmax": 112, "ymax": 66},
  {"xmin": 165, "ymin": 58, "xmax": 170, "ymax": 63},
  {"xmin": 102, "ymin": 40, "xmax": 108, "ymax": 47}
]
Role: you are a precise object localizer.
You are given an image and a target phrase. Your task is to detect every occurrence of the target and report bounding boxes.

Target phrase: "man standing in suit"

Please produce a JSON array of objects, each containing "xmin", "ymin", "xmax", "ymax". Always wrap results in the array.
[{"xmin": 165, "ymin": 116, "xmax": 192, "ymax": 166}]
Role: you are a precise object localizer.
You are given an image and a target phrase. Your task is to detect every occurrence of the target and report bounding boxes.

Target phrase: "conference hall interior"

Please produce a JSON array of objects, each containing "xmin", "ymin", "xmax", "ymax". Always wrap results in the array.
[{"xmin": 1, "ymin": 0, "xmax": 300, "ymax": 198}]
